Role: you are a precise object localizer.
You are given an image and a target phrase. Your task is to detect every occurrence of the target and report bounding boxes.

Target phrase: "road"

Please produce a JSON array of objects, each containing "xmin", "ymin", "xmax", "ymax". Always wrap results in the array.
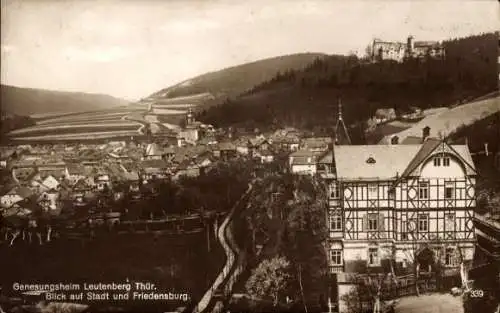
[
  {"xmin": 192, "ymin": 182, "xmax": 254, "ymax": 313},
  {"xmin": 395, "ymin": 294, "xmax": 464, "ymax": 313}
]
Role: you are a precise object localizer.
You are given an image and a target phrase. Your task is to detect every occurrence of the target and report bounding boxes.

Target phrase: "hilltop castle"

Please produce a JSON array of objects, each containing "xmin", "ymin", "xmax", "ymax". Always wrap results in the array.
[{"xmin": 372, "ymin": 35, "xmax": 445, "ymax": 62}]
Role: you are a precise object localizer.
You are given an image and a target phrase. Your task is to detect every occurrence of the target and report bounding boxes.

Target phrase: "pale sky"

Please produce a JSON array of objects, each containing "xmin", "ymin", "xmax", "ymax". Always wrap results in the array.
[{"xmin": 1, "ymin": 0, "xmax": 498, "ymax": 100}]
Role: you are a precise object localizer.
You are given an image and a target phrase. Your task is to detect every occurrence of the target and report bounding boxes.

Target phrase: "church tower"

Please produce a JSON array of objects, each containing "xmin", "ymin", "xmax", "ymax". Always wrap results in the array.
[
  {"xmin": 186, "ymin": 108, "xmax": 194, "ymax": 126},
  {"xmin": 334, "ymin": 98, "xmax": 351, "ymax": 145}
]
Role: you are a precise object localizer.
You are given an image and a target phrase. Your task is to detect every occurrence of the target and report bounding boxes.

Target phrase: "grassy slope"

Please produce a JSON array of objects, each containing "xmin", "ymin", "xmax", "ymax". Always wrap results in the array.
[
  {"xmin": 1, "ymin": 84, "xmax": 130, "ymax": 116},
  {"xmin": 147, "ymin": 53, "xmax": 327, "ymax": 102},
  {"xmin": 380, "ymin": 92, "xmax": 500, "ymax": 143}
]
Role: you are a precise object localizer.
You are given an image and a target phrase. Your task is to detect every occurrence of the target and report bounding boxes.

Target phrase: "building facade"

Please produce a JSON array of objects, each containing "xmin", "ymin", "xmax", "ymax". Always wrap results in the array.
[
  {"xmin": 318, "ymin": 138, "xmax": 476, "ymax": 312},
  {"xmin": 372, "ymin": 35, "xmax": 446, "ymax": 62}
]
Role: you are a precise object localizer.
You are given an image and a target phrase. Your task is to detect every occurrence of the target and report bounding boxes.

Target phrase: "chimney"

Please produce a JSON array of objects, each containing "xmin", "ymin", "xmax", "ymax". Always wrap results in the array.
[
  {"xmin": 391, "ymin": 136, "xmax": 399, "ymax": 145},
  {"xmin": 422, "ymin": 126, "xmax": 430, "ymax": 142}
]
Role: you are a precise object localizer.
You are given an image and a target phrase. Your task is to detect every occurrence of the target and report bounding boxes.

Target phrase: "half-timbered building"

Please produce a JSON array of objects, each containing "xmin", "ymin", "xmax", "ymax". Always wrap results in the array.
[{"xmin": 318, "ymin": 137, "xmax": 477, "ymax": 311}]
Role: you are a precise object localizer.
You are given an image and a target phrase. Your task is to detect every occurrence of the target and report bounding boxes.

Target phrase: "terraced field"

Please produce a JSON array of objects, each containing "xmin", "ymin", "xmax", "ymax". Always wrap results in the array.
[{"xmin": 7, "ymin": 107, "xmax": 147, "ymax": 142}]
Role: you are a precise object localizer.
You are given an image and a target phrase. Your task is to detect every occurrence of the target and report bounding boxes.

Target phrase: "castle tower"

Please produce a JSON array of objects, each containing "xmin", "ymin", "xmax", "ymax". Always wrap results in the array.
[
  {"xmin": 407, "ymin": 35, "xmax": 414, "ymax": 58},
  {"xmin": 334, "ymin": 98, "xmax": 351, "ymax": 145}
]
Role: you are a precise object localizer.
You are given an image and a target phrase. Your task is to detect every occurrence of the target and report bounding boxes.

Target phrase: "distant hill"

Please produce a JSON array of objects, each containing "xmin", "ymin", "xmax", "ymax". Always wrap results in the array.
[
  {"xmin": 196, "ymin": 32, "xmax": 498, "ymax": 141},
  {"xmin": 145, "ymin": 53, "xmax": 327, "ymax": 102},
  {"xmin": 0, "ymin": 85, "xmax": 130, "ymax": 117}
]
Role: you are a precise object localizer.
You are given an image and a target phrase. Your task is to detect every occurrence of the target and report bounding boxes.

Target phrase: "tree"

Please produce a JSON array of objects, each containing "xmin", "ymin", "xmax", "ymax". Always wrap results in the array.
[{"xmin": 245, "ymin": 255, "xmax": 292, "ymax": 307}]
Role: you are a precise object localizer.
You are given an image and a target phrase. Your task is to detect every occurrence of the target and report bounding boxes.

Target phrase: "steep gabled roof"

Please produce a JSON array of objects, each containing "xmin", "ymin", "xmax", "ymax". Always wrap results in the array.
[
  {"xmin": 401, "ymin": 136, "xmax": 422, "ymax": 145},
  {"xmin": 399, "ymin": 138, "xmax": 442, "ymax": 178},
  {"xmin": 145, "ymin": 143, "xmax": 162, "ymax": 156},
  {"xmin": 390, "ymin": 138, "xmax": 477, "ymax": 188},
  {"xmin": 301, "ymin": 137, "xmax": 332, "ymax": 150},
  {"xmin": 140, "ymin": 159, "xmax": 168, "ymax": 169},
  {"xmin": 334, "ymin": 145, "xmax": 420, "ymax": 180},
  {"xmin": 217, "ymin": 142, "xmax": 236, "ymax": 151}
]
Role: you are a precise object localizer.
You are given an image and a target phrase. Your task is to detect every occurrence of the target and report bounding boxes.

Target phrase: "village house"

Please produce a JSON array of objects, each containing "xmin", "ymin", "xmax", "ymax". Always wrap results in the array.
[
  {"xmin": 174, "ymin": 160, "xmax": 201, "ymax": 180},
  {"xmin": 71, "ymin": 178, "xmax": 93, "ymax": 205},
  {"xmin": 93, "ymin": 167, "xmax": 111, "ymax": 191},
  {"xmin": 300, "ymin": 137, "xmax": 332, "ymax": 152},
  {"xmin": 139, "ymin": 159, "xmax": 171, "ymax": 183},
  {"xmin": 163, "ymin": 146, "xmax": 176, "ymax": 161},
  {"xmin": 0, "ymin": 148, "xmax": 16, "ymax": 168},
  {"xmin": 374, "ymin": 108, "xmax": 397, "ymax": 124},
  {"xmin": 288, "ymin": 150, "xmax": 326, "ymax": 175},
  {"xmin": 144, "ymin": 143, "xmax": 164, "ymax": 160},
  {"xmin": 254, "ymin": 148, "xmax": 275, "ymax": 164},
  {"xmin": 272, "ymin": 135, "xmax": 301, "ymax": 152},
  {"xmin": 249, "ymin": 136, "xmax": 271, "ymax": 157},
  {"xmin": 37, "ymin": 188, "xmax": 60, "ymax": 212},
  {"xmin": 26, "ymin": 173, "xmax": 60, "ymax": 194},
  {"xmin": 122, "ymin": 171, "xmax": 141, "ymax": 196},
  {"xmin": 197, "ymin": 134, "xmax": 218, "ymax": 147},
  {"xmin": 234, "ymin": 137, "xmax": 252, "ymax": 155},
  {"xmin": 0, "ymin": 186, "xmax": 34, "ymax": 208},
  {"xmin": 65, "ymin": 164, "xmax": 87, "ymax": 185},
  {"xmin": 213, "ymin": 142, "xmax": 237, "ymax": 161}
]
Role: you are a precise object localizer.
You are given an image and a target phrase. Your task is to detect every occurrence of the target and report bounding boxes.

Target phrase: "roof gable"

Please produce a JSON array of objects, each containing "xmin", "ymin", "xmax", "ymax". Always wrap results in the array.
[
  {"xmin": 400, "ymin": 138, "xmax": 442, "ymax": 178},
  {"xmin": 401, "ymin": 139, "xmax": 476, "ymax": 178}
]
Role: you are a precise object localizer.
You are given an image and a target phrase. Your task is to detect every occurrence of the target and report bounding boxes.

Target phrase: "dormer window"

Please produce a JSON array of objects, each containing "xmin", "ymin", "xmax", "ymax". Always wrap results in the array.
[
  {"xmin": 443, "ymin": 157, "xmax": 450, "ymax": 167},
  {"xmin": 366, "ymin": 156, "xmax": 376, "ymax": 164},
  {"xmin": 433, "ymin": 157, "xmax": 441, "ymax": 166},
  {"xmin": 433, "ymin": 156, "xmax": 450, "ymax": 167}
]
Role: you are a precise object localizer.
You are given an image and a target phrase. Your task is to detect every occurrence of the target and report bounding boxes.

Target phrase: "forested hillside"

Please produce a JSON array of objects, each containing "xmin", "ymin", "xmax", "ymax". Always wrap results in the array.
[
  {"xmin": 150, "ymin": 53, "xmax": 326, "ymax": 100},
  {"xmin": 197, "ymin": 32, "xmax": 498, "ymax": 140},
  {"xmin": 1, "ymin": 84, "xmax": 130, "ymax": 116}
]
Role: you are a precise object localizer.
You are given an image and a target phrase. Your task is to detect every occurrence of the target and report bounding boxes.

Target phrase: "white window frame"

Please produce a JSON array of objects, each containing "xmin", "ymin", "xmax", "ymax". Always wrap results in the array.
[
  {"xmin": 329, "ymin": 183, "xmax": 340, "ymax": 199},
  {"xmin": 330, "ymin": 250, "xmax": 343, "ymax": 265},
  {"xmin": 368, "ymin": 184, "xmax": 378, "ymax": 198},
  {"xmin": 329, "ymin": 213, "xmax": 342, "ymax": 231},
  {"xmin": 418, "ymin": 214, "xmax": 429, "ymax": 232},
  {"xmin": 419, "ymin": 181, "xmax": 429, "ymax": 199}
]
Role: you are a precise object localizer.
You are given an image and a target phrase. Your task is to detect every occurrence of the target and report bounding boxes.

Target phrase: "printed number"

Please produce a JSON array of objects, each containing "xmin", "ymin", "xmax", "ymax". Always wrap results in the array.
[{"xmin": 470, "ymin": 289, "xmax": 484, "ymax": 298}]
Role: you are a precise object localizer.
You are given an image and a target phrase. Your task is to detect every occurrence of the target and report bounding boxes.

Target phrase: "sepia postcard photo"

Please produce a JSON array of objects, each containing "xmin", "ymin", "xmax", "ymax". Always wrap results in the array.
[{"xmin": 0, "ymin": 0, "xmax": 499, "ymax": 312}]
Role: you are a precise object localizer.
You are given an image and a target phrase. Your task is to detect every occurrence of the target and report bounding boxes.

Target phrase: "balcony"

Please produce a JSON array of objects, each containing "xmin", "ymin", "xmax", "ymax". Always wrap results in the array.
[{"xmin": 329, "ymin": 265, "xmax": 344, "ymax": 274}]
